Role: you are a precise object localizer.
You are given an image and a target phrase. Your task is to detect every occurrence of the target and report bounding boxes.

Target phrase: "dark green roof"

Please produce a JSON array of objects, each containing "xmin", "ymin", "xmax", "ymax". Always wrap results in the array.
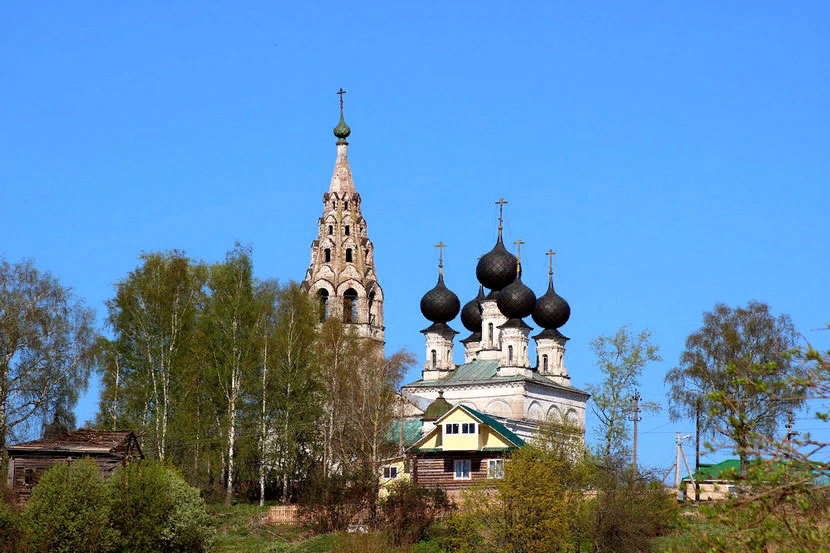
[
  {"xmin": 461, "ymin": 406, "xmax": 525, "ymax": 448},
  {"xmin": 422, "ymin": 391, "xmax": 452, "ymax": 422},
  {"xmin": 402, "ymin": 359, "xmax": 589, "ymax": 398},
  {"xmin": 385, "ymin": 418, "xmax": 423, "ymax": 448}
]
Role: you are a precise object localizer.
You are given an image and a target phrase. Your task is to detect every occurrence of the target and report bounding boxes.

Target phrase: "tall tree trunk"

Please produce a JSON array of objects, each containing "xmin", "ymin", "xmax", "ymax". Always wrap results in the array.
[
  {"xmin": 259, "ymin": 340, "xmax": 268, "ymax": 507},
  {"xmin": 225, "ymin": 379, "xmax": 238, "ymax": 507}
]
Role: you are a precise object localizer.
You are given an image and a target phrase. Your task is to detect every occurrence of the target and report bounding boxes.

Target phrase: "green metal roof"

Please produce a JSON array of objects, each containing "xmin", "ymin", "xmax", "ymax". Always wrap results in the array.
[
  {"xmin": 463, "ymin": 405, "xmax": 525, "ymax": 448},
  {"xmin": 385, "ymin": 418, "xmax": 424, "ymax": 448},
  {"xmin": 402, "ymin": 359, "xmax": 589, "ymax": 397}
]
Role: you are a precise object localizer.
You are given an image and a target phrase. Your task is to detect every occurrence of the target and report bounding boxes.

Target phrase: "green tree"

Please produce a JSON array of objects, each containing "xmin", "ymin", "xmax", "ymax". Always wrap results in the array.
[
  {"xmin": 201, "ymin": 243, "xmax": 269, "ymax": 506},
  {"xmin": 0, "ymin": 256, "xmax": 97, "ymax": 450},
  {"xmin": 586, "ymin": 325, "xmax": 662, "ymax": 460},
  {"xmin": 24, "ymin": 458, "xmax": 118, "ymax": 553},
  {"xmin": 665, "ymin": 301, "xmax": 803, "ymax": 474},
  {"xmin": 265, "ymin": 283, "xmax": 322, "ymax": 504},
  {"xmin": 102, "ymin": 250, "xmax": 206, "ymax": 460}
]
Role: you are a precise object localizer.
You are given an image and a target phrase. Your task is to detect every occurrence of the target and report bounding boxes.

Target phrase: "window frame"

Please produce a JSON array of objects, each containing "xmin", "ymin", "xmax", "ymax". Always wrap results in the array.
[
  {"xmin": 461, "ymin": 422, "xmax": 476, "ymax": 434},
  {"xmin": 383, "ymin": 466, "xmax": 398, "ymax": 480},
  {"xmin": 445, "ymin": 423, "xmax": 459, "ymax": 435},
  {"xmin": 454, "ymin": 459, "xmax": 471, "ymax": 480},
  {"xmin": 487, "ymin": 459, "xmax": 505, "ymax": 479}
]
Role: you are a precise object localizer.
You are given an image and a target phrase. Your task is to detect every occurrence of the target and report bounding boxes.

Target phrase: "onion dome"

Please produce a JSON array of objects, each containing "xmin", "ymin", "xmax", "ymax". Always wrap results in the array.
[
  {"xmin": 476, "ymin": 236, "xmax": 517, "ymax": 291},
  {"xmin": 422, "ymin": 391, "xmax": 452, "ymax": 422},
  {"xmin": 497, "ymin": 265, "xmax": 537, "ymax": 319},
  {"xmin": 460, "ymin": 285, "xmax": 485, "ymax": 333},
  {"xmin": 333, "ymin": 113, "xmax": 351, "ymax": 143},
  {"xmin": 532, "ymin": 275, "xmax": 571, "ymax": 329},
  {"xmin": 420, "ymin": 273, "xmax": 460, "ymax": 323}
]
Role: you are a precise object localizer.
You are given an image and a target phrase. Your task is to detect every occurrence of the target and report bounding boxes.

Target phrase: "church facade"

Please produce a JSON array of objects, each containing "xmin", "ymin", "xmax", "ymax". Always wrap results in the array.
[
  {"xmin": 301, "ymin": 101, "xmax": 384, "ymax": 344},
  {"xmin": 401, "ymin": 212, "xmax": 589, "ymax": 442}
]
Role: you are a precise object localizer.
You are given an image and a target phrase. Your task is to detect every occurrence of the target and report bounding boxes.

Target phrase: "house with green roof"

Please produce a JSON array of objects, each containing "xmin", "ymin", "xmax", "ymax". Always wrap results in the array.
[{"xmin": 406, "ymin": 402, "xmax": 525, "ymax": 491}]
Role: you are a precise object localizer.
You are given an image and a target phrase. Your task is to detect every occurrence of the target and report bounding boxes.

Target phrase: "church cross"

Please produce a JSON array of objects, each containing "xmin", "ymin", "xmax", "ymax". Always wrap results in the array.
[
  {"xmin": 495, "ymin": 198, "xmax": 508, "ymax": 232},
  {"xmin": 435, "ymin": 241, "xmax": 446, "ymax": 274},
  {"xmin": 514, "ymin": 239, "xmax": 525, "ymax": 261},
  {"xmin": 546, "ymin": 249, "xmax": 556, "ymax": 276},
  {"xmin": 337, "ymin": 88, "xmax": 347, "ymax": 115}
]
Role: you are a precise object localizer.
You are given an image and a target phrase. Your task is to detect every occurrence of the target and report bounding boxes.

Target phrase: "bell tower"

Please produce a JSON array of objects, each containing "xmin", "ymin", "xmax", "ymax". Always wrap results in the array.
[{"xmin": 302, "ymin": 89, "xmax": 384, "ymax": 343}]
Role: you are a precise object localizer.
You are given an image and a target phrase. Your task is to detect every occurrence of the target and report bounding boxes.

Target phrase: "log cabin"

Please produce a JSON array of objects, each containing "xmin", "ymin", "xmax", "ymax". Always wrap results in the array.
[
  {"xmin": 5, "ymin": 428, "xmax": 143, "ymax": 504},
  {"xmin": 407, "ymin": 400, "xmax": 524, "ymax": 492}
]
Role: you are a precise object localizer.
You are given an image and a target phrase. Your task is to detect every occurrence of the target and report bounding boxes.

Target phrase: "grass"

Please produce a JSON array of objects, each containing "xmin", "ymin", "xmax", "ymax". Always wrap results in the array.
[
  {"xmin": 651, "ymin": 507, "xmax": 731, "ymax": 553},
  {"xmin": 210, "ymin": 502, "xmax": 334, "ymax": 553}
]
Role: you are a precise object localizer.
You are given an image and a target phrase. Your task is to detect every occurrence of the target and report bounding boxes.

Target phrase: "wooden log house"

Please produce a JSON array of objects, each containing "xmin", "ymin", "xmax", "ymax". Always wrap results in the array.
[{"xmin": 5, "ymin": 428, "xmax": 143, "ymax": 504}]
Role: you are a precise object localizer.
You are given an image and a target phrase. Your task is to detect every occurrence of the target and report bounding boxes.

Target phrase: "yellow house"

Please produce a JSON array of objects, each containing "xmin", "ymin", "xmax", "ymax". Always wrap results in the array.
[{"xmin": 407, "ymin": 402, "xmax": 524, "ymax": 491}]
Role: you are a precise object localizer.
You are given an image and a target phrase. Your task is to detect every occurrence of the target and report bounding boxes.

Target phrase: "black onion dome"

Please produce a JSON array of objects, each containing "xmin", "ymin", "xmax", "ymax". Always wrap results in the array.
[
  {"xmin": 420, "ymin": 274, "xmax": 460, "ymax": 323},
  {"xmin": 496, "ymin": 270, "xmax": 537, "ymax": 319},
  {"xmin": 532, "ymin": 277, "xmax": 571, "ymax": 329},
  {"xmin": 460, "ymin": 285, "xmax": 485, "ymax": 333},
  {"xmin": 476, "ymin": 236, "xmax": 518, "ymax": 291}
]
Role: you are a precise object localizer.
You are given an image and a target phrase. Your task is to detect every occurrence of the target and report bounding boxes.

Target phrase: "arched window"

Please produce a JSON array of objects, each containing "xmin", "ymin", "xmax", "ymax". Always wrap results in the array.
[
  {"xmin": 345, "ymin": 248, "xmax": 353, "ymax": 262},
  {"xmin": 343, "ymin": 288, "xmax": 358, "ymax": 323},
  {"xmin": 368, "ymin": 291, "xmax": 375, "ymax": 325},
  {"xmin": 345, "ymin": 225, "xmax": 350, "ymax": 236},
  {"xmin": 344, "ymin": 201, "xmax": 349, "ymax": 210},
  {"xmin": 488, "ymin": 323, "xmax": 494, "ymax": 347},
  {"xmin": 508, "ymin": 345, "xmax": 513, "ymax": 363},
  {"xmin": 542, "ymin": 354, "xmax": 548, "ymax": 371},
  {"xmin": 317, "ymin": 289, "xmax": 329, "ymax": 322},
  {"xmin": 324, "ymin": 248, "xmax": 331, "ymax": 262},
  {"xmin": 328, "ymin": 225, "xmax": 333, "ymax": 235},
  {"xmin": 431, "ymin": 350, "xmax": 437, "ymax": 368},
  {"xmin": 447, "ymin": 350, "xmax": 451, "ymax": 362}
]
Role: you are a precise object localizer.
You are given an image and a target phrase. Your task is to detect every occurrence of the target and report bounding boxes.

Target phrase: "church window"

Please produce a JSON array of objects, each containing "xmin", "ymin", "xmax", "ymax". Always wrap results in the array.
[
  {"xmin": 324, "ymin": 248, "xmax": 331, "ymax": 262},
  {"xmin": 343, "ymin": 288, "xmax": 358, "ymax": 323},
  {"xmin": 487, "ymin": 459, "xmax": 504, "ymax": 479},
  {"xmin": 431, "ymin": 349, "xmax": 437, "ymax": 368},
  {"xmin": 317, "ymin": 289, "xmax": 329, "ymax": 322},
  {"xmin": 446, "ymin": 350, "xmax": 451, "ymax": 362},
  {"xmin": 508, "ymin": 345, "xmax": 513, "ymax": 363},
  {"xmin": 488, "ymin": 323, "xmax": 494, "ymax": 347},
  {"xmin": 328, "ymin": 225, "xmax": 333, "ymax": 235},
  {"xmin": 346, "ymin": 248, "xmax": 353, "ymax": 262},
  {"xmin": 454, "ymin": 459, "xmax": 471, "ymax": 480},
  {"xmin": 345, "ymin": 225, "xmax": 350, "ymax": 236},
  {"xmin": 344, "ymin": 201, "xmax": 349, "ymax": 210},
  {"xmin": 543, "ymin": 354, "xmax": 548, "ymax": 371}
]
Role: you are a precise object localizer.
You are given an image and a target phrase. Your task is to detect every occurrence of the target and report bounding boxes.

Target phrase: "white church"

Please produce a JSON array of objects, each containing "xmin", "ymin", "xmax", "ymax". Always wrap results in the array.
[{"xmin": 303, "ymin": 94, "xmax": 589, "ymax": 443}]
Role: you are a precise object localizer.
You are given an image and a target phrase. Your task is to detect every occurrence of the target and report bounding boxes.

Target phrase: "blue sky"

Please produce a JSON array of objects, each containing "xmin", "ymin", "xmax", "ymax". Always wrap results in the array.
[{"xmin": 2, "ymin": 1, "xmax": 828, "ymax": 473}]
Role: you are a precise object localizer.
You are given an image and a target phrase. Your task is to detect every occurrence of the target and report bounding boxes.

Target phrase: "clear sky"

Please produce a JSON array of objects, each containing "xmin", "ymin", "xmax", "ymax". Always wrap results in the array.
[{"xmin": 2, "ymin": 1, "xmax": 828, "ymax": 474}]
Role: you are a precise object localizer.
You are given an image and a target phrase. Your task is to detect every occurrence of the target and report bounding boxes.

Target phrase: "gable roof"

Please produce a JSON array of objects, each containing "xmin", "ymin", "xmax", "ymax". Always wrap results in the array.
[
  {"xmin": 409, "ymin": 404, "xmax": 525, "ymax": 451},
  {"xmin": 402, "ymin": 359, "xmax": 590, "ymax": 398},
  {"xmin": 6, "ymin": 429, "xmax": 142, "ymax": 457}
]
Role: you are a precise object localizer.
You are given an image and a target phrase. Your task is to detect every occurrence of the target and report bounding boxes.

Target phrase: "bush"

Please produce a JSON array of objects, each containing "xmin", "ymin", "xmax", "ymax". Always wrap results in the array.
[
  {"xmin": 298, "ymin": 466, "xmax": 378, "ymax": 533},
  {"xmin": 381, "ymin": 479, "xmax": 453, "ymax": 545},
  {"xmin": 0, "ymin": 500, "xmax": 23, "ymax": 553},
  {"xmin": 109, "ymin": 460, "xmax": 214, "ymax": 553},
  {"xmin": 24, "ymin": 458, "xmax": 118, "ymax": 553}
]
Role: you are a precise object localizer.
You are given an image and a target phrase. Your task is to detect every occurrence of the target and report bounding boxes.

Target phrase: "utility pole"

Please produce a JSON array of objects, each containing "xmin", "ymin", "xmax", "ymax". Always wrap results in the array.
[
  {"xmin": 630, "ymin": 390, "xmax": 641, "ymax": 478},
  {"xmin": 675, "ymin": 433, "xmax": 693, "ymax": 502},
  {"xmin": 695, "ymin": 398, "xmax": 701, "ymax": 501}
]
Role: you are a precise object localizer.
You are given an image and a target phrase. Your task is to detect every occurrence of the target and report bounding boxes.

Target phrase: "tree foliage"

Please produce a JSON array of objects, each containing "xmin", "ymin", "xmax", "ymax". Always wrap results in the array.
[
  {"xmin": 0, "ymin": 256, "xmax": 97, "ymax": 449},
  {"xmin": 665, "ymin": 301, "xmax": 802, "ymax": 472},
  {"xmin": 586, "ymin": 325, "xmax": 662, "ymax": 459}
]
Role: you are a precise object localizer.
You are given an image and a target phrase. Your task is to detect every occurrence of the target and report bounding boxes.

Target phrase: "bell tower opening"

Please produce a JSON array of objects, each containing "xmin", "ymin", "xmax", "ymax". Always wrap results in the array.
[{"xmin": 343, "ymin": 288, "xmax": 358, "ymax": 323}]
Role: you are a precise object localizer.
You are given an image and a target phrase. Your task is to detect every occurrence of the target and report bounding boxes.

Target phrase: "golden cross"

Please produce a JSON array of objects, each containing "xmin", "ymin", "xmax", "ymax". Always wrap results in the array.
[
  {"xmin": 514, "ymin": 239, "xmax": 525, "ymax": 264},
  {"xmin": 546, "ymin": 249, "xmax": 556, "ymax": 276},
  {"xmin": 435, "ymin": 241, "xmax": 446, "ymax": 273},
  {"xmin": 337, "ymin": 88, "xmax": 346, "ymax": 115},
  {"xmin": 495, "ymin": 198, "xmax": 508, "ymax": 231}
]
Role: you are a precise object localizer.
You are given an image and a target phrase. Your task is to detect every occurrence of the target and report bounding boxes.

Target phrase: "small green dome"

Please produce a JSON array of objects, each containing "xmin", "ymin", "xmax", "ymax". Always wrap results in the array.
[
  {"xmin": 422, "ymin": 391, "xmax": 452, "ymax": 422},
  {"xmin": 333, "ymin": 113, "xmax": 351, "ymax": 143}
]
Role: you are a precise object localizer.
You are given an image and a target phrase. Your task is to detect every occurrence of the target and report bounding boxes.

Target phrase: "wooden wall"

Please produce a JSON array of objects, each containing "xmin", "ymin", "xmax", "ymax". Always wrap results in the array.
[{"xmin": 413, "ymin": 452, "xmax": 505, "ymax": 491}]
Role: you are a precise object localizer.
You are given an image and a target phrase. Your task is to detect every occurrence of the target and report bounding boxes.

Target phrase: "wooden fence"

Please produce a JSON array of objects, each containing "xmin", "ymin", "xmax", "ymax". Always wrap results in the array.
[{"xmin": 267, "ymin": 505, "xmax": 299, "ymax": 525}]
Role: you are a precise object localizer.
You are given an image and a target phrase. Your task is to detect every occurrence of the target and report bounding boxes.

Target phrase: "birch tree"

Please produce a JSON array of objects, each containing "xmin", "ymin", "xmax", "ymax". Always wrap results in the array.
[
  {"xmin": 104, "ymin": 250, "xmax": 205, "ymax": 460},
  {"xmin": 202, "ymin": 244, "xmax": 266, "ymax": 506},
  {"xmin": 0, "ymin": 257, "xmax": 97, "ymax": 450}
]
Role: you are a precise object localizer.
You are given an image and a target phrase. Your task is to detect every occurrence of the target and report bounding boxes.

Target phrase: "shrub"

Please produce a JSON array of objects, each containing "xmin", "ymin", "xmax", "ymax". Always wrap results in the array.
[
  {"xmin": 381, "ymin": 479, "xmax": 453, "ymax": 545},
  {"xmin": 0, "ymin": 500, "xmax": 23, "ymax": 553},
  {"xmin": 109, "ymin": 460, "xmax": 214, "ymax": 553},
  {"xmin": 298, "ymin": 466, "xmax": 378, "ymax": 533},
  {"xmin": 24, "ymin": 458, "xmax": 118, "ymax": 553}
]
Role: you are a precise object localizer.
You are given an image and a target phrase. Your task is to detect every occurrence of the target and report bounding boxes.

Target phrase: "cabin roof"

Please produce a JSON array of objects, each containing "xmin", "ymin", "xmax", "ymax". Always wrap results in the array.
[{"xmin": 6, "ymin": 429, "xmax": 141, "ymax": 456}]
